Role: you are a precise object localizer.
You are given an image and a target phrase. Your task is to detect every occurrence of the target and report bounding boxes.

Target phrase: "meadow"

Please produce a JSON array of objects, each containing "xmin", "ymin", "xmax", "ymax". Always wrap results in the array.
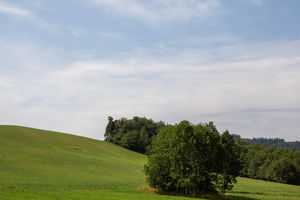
[{"xmin": 0, "ymin": 125, "xmax": 299, "ymax": 200}]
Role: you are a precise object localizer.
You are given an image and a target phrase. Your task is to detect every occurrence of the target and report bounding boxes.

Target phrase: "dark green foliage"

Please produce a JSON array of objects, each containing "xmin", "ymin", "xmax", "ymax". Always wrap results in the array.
[
  {"xmin": 104, "ymin": 116, "xmax": 114, "ymax": 139},
  {"xmin": 144, "ymin": 121, "xmax": 242, "ymax": 196},
  {"xmin": 218, "ymin": 131, "xmax": 243, "ymax": 193},
  {"xmin": 104, "ymin": 116, "xmax": 165, "ymax": 153},
  {"xmin": 240, "ymin": 144, "xmax": 300, "ymax": 185},
  {"xmin": 104, "ymin": 116, "xmax": 300, "ymax": 187}
]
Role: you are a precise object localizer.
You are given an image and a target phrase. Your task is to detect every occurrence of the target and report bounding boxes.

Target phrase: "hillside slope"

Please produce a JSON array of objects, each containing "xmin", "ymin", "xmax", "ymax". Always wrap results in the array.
[
  {"xmin": 0, "ymin": 125, "xmax": 299, "ymax": 200},
  {"xmin": 0, "ymin": 125, "xmax": 146, "ymax": 189}
]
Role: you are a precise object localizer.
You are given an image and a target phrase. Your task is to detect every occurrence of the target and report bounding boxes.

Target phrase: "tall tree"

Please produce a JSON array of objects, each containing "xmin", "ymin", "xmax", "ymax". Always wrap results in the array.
[{"xmin": 104, "ymin": 116, "xmax": 114, "ymax": 141}]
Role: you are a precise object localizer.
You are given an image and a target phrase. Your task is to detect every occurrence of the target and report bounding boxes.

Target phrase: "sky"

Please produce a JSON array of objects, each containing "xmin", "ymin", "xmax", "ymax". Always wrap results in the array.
[{"xmin": 1, "ymin": 0, "xmax": 300, "ymax": 141}]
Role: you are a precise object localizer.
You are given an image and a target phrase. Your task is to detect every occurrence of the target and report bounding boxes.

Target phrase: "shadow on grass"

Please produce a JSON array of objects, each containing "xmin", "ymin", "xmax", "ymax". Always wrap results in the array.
[{"xmin": 138, "ymin": 185, "xmax": 260, "ymax": 200}]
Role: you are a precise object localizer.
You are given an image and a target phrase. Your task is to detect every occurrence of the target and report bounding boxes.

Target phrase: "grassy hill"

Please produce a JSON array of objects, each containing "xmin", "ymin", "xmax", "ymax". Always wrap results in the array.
[{"xmin": 0, "ymin": 125, "xmax": 299, "ymax": 200}]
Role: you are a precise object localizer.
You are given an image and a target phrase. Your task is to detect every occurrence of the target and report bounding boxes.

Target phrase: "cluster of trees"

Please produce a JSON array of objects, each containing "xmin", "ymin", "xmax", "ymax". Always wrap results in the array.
[
  {"xmin": 104, "ymin": 116, "xmax": 300, "ymax": 192},
  {"xmin": 104, "ymin": 116, "xmax": 165, "ymax": 153},
  {"xmin": 239, "ymin": 144, "xmax": 300, "ymax": 185},
  {"xmin": 144, "ymin": 121, "xmax": 242, "ymax": 196}
]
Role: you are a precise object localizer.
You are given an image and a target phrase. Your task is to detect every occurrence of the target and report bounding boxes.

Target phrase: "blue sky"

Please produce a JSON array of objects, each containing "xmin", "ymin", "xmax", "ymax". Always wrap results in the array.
[{"xmin": 1, "ymin": 0, "xmax": 300, "ymax": 141}]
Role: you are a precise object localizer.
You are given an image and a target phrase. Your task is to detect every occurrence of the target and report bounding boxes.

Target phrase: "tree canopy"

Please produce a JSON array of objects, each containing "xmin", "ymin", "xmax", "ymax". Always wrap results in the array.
[
  {"xmin": 144, "ymin": 121, "xmax": 242, "ymax": 196},
  {"xmin": 104, "ymin": 116, "xmax": 165, "ymax": 153}
]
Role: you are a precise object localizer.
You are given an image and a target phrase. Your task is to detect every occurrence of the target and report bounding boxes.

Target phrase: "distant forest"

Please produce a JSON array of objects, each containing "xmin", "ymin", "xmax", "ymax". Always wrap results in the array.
[
  {"xmin": 232, "ymin": 134, "xmax": 300, "ymax": 151},
  {"xmin": 104, "ymin": 116, "xmax": 300, "ymax": 186},
  {"xmin": 238, "ymin": 143, "xmax": 300, "ymax": 185}
]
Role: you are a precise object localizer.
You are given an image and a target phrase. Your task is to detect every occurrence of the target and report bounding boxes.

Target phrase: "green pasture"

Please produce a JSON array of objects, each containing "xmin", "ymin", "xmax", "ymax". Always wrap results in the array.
[{"xmin": 0, "ymin": 125, "xmax": 299, "ymax": 200}]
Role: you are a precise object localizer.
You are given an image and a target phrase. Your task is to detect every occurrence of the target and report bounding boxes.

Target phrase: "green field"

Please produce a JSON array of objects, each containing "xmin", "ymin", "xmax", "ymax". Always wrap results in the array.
[{"xmin": 0, "ymin": 125, "xmax": 299, "ymax": 200}]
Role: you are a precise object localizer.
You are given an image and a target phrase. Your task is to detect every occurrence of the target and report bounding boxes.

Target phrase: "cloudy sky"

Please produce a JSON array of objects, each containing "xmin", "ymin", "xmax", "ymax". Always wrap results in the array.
[{"xmin": 1, "ymin": 0, "xmax": 300, "ymax": 141}]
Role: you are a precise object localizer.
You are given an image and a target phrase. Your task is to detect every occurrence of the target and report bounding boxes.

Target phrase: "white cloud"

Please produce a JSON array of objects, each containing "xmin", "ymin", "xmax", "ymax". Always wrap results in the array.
[
  {"xmin": 89, "ymin": 0, "xmax": 221, "ymax": 24},
  {"xmin": 39, "ymin": 48, "xmax": 300, "ymax": 140},
  {"xmin": 1, "ymin": 38, "xmax": 300, "ymax": 141},
  {"xmin": 0, "ymin": 2, "xmax": 32, "ymax": 17}
]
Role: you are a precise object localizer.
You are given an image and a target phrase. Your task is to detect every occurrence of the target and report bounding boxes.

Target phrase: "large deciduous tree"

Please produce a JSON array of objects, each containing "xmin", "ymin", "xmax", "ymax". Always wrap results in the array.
[{"xmin": 144, "ymin": 121, "xmax": 242, "ymax": 196}]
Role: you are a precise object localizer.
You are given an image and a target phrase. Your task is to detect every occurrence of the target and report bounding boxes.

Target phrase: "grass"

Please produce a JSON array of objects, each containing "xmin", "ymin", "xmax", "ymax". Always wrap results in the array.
[
  {"xmin": 228, "ymin": 177, "xmax": 300, "ymax": 200},
  {"xmin": 0, "ymin": 125, "xmax": 299, "ymax": 200}
]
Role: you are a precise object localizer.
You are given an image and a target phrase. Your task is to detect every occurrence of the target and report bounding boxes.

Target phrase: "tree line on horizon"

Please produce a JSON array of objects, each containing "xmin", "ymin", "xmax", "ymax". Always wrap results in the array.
[
  {"xmin": 104, "ymin": 116, "xmax": 300, "ymax": 188},
  {"xmin": 232, "ymin": 134, "xmax": 300, "ymax": 151}
]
